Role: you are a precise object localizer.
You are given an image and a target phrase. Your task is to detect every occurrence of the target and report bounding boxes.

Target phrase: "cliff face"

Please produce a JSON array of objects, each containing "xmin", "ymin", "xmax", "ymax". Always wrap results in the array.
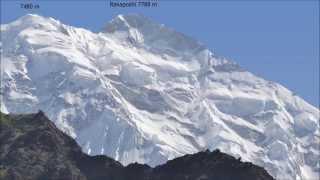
[{"xmin": 0, "ymin": 111, "xmax": 274, "ymax": 180}]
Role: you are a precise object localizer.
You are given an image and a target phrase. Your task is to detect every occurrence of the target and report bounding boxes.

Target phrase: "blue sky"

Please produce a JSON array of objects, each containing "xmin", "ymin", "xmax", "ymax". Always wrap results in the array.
[{"xmin": 1, "ymin": 0, "xmax": 319, "ymax": 107}]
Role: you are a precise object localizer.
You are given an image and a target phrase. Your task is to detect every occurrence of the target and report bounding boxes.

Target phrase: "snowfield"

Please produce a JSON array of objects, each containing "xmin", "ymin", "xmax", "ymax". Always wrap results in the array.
[{"xmin": 1, "ymin": 14, "xmax": 319, "ymax": 180}]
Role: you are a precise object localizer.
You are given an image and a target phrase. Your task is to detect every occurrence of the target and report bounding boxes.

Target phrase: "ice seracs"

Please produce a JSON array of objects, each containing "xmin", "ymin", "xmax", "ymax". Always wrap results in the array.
[
  {"xmin": 120, "ymin": 61, "xmax": 157, "ymax": 86},
  {"xmin": 1, "ymin": 14, "xmax": 319, "ymax": 180}
]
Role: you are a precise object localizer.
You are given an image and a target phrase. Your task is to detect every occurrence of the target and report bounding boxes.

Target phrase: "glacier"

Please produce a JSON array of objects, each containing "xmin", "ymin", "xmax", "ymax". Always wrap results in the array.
[{"xmin": 1, "ymin": 14, "xmax": 319, "ymax": 179}]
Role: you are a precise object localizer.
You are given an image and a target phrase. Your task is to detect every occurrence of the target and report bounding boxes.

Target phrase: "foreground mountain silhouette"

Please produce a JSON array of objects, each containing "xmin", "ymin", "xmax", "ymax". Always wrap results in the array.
[{"xmin": 0, "ymin": 111, "xmax": 273, "ymax": 180}]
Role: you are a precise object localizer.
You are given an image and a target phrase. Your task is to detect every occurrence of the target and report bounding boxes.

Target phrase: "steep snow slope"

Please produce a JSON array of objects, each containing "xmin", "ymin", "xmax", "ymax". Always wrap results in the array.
[{"xmin": 1, "ymin": 14, "xmax": 319, "ymax": 180}]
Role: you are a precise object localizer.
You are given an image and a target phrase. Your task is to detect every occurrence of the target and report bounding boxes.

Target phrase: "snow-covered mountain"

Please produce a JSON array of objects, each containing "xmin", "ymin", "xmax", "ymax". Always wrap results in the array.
[{"xmin": 1, "ymin": 14, "xmax": 319, "ymax": 179}]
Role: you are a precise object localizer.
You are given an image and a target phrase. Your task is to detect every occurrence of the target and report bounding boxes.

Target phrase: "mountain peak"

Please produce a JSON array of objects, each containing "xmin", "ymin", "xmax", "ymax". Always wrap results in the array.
[
  {"xmin": 105, "ymin": 13, "xmax": 154, "ymax": 33},
  {"xmin": 20, "ymin": 13, "xmax": 41, "ymax": 20},
  {"xmin": 2, "ymin": 13, "xmax": 61, "ymax": 32},
  {"xmin": 104, "ymin": 14, "xmax": 207, "ymax": 57},
  {"xmin": 14, "ymin": 14, "xmax": 51, "ymax": 25}
]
